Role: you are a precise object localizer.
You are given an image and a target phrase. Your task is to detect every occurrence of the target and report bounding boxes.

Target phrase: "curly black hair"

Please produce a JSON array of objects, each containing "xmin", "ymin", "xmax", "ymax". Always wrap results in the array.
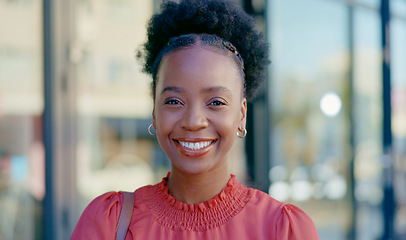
[{"xmin": 137, "ymin": 0, "xmax": 269, "ymax": 100}]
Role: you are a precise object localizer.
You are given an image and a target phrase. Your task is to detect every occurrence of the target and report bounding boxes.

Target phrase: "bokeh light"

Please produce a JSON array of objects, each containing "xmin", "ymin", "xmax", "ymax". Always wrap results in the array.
[{"xmin": 320, "ymin": 92, "xmax": 342, "ymax": 117}]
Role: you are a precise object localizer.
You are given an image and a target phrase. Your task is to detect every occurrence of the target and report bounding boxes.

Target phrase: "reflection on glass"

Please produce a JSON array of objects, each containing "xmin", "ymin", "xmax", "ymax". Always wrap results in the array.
[
  {"xmin": 269, "ymin": 0, "xmax": 351, "ymax": 239},
  {"xmin": 391, "ymin": 12, "xmax": 406, "ymax": 239},
  {"xmin": 0, "ymin": 0, "xmax": 44, "ymax": 239},
  {"xmin": 353, "ymin": 6, "xmax": 383, "ymax": 240},
  {"xmin": 354, "ymin": 0, "xmax": 379, "ymax": 8},
  {"xmin": 75, "ymin": 0, "xmax": 158, "ymax": 211},
  {"xmin": 391, "ymin": 0, "xmax": 406, "ymax": 18}
]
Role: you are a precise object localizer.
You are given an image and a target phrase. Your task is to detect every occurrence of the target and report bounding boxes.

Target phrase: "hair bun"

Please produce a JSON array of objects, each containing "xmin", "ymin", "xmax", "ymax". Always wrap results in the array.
[{"xmin": 137, "ymin": 0, "xmax": 269, "ymax": 100}]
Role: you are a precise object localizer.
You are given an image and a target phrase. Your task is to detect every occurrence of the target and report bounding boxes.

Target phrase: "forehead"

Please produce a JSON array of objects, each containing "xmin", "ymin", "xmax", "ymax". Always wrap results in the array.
[{"xmin": 156, "ymin": 45, "xmax": 243, "ymax": 92}]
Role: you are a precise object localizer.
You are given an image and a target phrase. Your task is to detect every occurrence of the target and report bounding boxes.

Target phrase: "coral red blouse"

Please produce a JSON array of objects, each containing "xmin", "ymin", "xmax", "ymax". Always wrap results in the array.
[{"xmin": 72, "ymin": 174, "xmax": 319, "ymax": 240}]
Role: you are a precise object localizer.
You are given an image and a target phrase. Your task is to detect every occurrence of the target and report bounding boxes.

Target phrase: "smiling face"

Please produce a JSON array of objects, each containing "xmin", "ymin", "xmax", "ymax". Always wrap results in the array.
[{"xmin": 153, "ymin": 45, "xmax": 247, "ymax": 176}]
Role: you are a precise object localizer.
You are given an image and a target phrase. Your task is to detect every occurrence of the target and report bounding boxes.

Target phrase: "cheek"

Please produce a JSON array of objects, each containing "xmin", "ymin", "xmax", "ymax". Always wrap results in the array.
[
  {"xmin": 212, "ymin": 108, "xmax": 241, "ymax": 136},
  {"xmin": 155, "ymin": 109, "xmax": 172, "ymax": 129},
  {"xmin": 155, "ymin": 110, "xmax": 175, "ymax": 149},
  {"xmin": 154, "ymin": 106, "xmax": 182, "ymax": 136}
]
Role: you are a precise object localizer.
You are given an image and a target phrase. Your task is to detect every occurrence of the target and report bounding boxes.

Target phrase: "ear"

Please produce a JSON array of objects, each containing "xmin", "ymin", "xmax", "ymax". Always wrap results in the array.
[
  {"xmin": 152, "ymin": 106, "xmax": 156, "ymax": 129},
  {"xmin": 239, "ymin": 98, "xmax": 247, "ymax": 130}
]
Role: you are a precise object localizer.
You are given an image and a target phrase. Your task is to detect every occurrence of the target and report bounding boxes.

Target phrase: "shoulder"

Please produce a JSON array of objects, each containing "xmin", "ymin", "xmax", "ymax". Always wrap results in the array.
[
  {"xmin": 274, "ymin": 203, "xmax": 319, "ymax": 240},
  {"xmin": 81, "ymin": 191, "xmax": 126, "ymax": 220},
  {"xmin": 73, "ymin": 186, "xmax": 151, "ymax": 223},
  {"xmin": 71, "ymin": 191, "xmax": 126, "ymax": 239},
  {"xmin": 248, "ymin": 189, "xmax": 320, "ymax": 240},
  {"xmin": 247, "ymin": 188, "xmax": 285, "ymax": 210}
]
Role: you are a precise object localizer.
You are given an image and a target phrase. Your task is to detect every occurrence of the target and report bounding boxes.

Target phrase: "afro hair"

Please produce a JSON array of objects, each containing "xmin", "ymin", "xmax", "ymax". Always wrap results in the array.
[{"xmin": 137, "ymin": 0, "xmax": 269, "ymax": 100}]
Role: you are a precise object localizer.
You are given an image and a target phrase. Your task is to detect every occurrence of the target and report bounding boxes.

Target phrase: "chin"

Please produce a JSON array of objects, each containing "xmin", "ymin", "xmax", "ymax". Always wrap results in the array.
[
  {"xmin": 172, "ymin": 163, "xmax": 212, "ymax": 176},
  {"xmin": 170, "ymin": 157, "xmax": 227, "ymax": 177}
]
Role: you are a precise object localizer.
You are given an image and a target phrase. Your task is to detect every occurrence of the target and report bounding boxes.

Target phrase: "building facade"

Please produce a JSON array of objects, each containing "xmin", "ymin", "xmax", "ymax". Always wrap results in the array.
[{"xmin": 0, "ymin": 0, "xmax": 405, "ymax": 239}]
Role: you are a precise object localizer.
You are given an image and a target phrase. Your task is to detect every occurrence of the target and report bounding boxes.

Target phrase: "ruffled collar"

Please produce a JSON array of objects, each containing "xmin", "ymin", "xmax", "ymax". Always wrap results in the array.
[
  {"xmin": 159, "ymin": 172, "xmax": 238, "ymax": 212},
  {"xmin": 143, "ymin": 172, "xmax": 254, "ymax": 231}
]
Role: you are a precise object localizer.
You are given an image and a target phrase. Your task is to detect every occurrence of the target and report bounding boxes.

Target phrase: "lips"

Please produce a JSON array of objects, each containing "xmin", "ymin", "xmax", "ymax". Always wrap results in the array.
[{"xmin": 173, "ymin": 138, "xmax": 216, "ymax": 157}]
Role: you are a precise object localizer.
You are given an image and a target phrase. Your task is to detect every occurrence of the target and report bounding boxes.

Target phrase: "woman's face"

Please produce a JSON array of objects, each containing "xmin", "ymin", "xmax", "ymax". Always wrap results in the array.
[{"xmin": 153, "ymin": 45, "xmax": 247, "ymax": 176}]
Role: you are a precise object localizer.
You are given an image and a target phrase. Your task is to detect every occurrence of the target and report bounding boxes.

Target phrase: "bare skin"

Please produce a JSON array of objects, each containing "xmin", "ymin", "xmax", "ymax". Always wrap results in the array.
[{"xmin": 153, "ymin": 45, "xmax": 247, "ymax": 204}]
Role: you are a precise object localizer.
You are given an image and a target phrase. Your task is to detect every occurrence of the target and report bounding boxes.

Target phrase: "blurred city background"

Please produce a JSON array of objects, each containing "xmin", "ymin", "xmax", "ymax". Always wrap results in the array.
[{"xmin": 0, "ymin": 0, "xmax": 405, "ymax": 239}]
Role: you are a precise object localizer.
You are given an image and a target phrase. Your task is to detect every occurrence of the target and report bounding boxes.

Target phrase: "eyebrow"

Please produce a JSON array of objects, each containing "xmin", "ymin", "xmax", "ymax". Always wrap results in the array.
[
  {"xmin": 161, "ymin": 86, "xmax": 184, "ymax": 95},
  {"xmin": 161, "ymin": 85, "xmax": 232, "ymax": 96},
  {"xmin": 201, "ymin": 86, "xmax": 232, "ymax": 96}
]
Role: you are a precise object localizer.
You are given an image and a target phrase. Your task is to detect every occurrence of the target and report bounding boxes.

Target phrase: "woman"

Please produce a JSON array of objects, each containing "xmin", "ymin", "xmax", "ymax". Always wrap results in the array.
[{"xmin": 72, "ymin": 0, "xmax": 320, "ymax": 239}]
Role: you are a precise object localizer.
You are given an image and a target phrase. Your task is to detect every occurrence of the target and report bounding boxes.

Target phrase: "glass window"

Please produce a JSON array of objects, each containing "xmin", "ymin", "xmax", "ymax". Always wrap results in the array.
[
  {"xmin": 391, "ymin": 12, "xmax": 406, "ymax": 239},
  {"xmin": 353, "ymin": 6, "xmax": 383, "ymax": 240},
  {"xmin": 355, "ymin": 0, "xmax": 380, "ymax": 9},
  {"xmin": 74, "ymin": 0, "xmax": 157, "ymax": 212},
  {"xmin": 391, "ymin": 0, "xmax": 406, "ymax": 17},
  {"xmin": 269, "ymin": 0, "xmax": 351, "ymax": 238},
  {"xmin": 0, "ymin": 0, "xmax": 44, "ymax": 239}
]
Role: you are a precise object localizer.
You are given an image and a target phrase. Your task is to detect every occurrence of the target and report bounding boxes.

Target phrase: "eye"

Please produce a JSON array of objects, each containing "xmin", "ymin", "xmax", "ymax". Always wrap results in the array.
[
  {"xmin": 164, "ymin": 98, "xmax": 183, "ymax": 105},
  {"xmin": 208, "ymin": 99, "xmax": 226, "ymax": 106}
]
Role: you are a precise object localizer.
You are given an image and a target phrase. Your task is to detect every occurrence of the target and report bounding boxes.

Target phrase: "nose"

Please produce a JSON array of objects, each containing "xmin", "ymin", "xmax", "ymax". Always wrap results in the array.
[{"xmin": 180, "ymin": 105, "xmax": 208, "ymax": 131}]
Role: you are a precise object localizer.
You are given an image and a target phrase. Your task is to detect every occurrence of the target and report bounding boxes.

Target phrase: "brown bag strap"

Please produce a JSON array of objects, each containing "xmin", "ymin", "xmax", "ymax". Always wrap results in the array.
[{"xmin": 115, "ymin": 192, "xmax": 134, "ymax": 240}]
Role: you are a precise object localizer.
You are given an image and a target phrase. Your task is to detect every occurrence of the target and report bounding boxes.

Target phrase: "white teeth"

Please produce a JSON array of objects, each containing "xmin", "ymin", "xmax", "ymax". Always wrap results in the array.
[{"xmin": 179, "ymin": 141, "xmax": 212, "ymax": 150}]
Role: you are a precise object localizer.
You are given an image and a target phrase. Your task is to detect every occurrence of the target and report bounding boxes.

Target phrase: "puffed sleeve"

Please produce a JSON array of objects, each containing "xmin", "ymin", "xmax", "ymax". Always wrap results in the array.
[
  {"xmin": 275, "ymin": 204, "xmax": 319, "ymax": 240},
  {"xmin": 71, "ymin": 191, "xmax": 123, "ymax": 240}
]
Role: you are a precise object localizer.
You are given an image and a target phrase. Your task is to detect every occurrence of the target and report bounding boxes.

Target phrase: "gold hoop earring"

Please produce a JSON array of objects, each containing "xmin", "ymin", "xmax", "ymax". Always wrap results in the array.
[
  {"xmin": 148, "ymin": 124, "xmax": 156, "ymax": 136},
  {"xmin": 236, "ymin": 128, "xmax": 247, "ymax": 138}
]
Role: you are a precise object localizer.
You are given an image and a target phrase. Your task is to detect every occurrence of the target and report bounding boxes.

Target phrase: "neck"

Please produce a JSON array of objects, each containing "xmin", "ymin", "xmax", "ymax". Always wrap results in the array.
[{"xmin": 166, "ymin": 168, "xmax": 231, "ymax": 204}]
